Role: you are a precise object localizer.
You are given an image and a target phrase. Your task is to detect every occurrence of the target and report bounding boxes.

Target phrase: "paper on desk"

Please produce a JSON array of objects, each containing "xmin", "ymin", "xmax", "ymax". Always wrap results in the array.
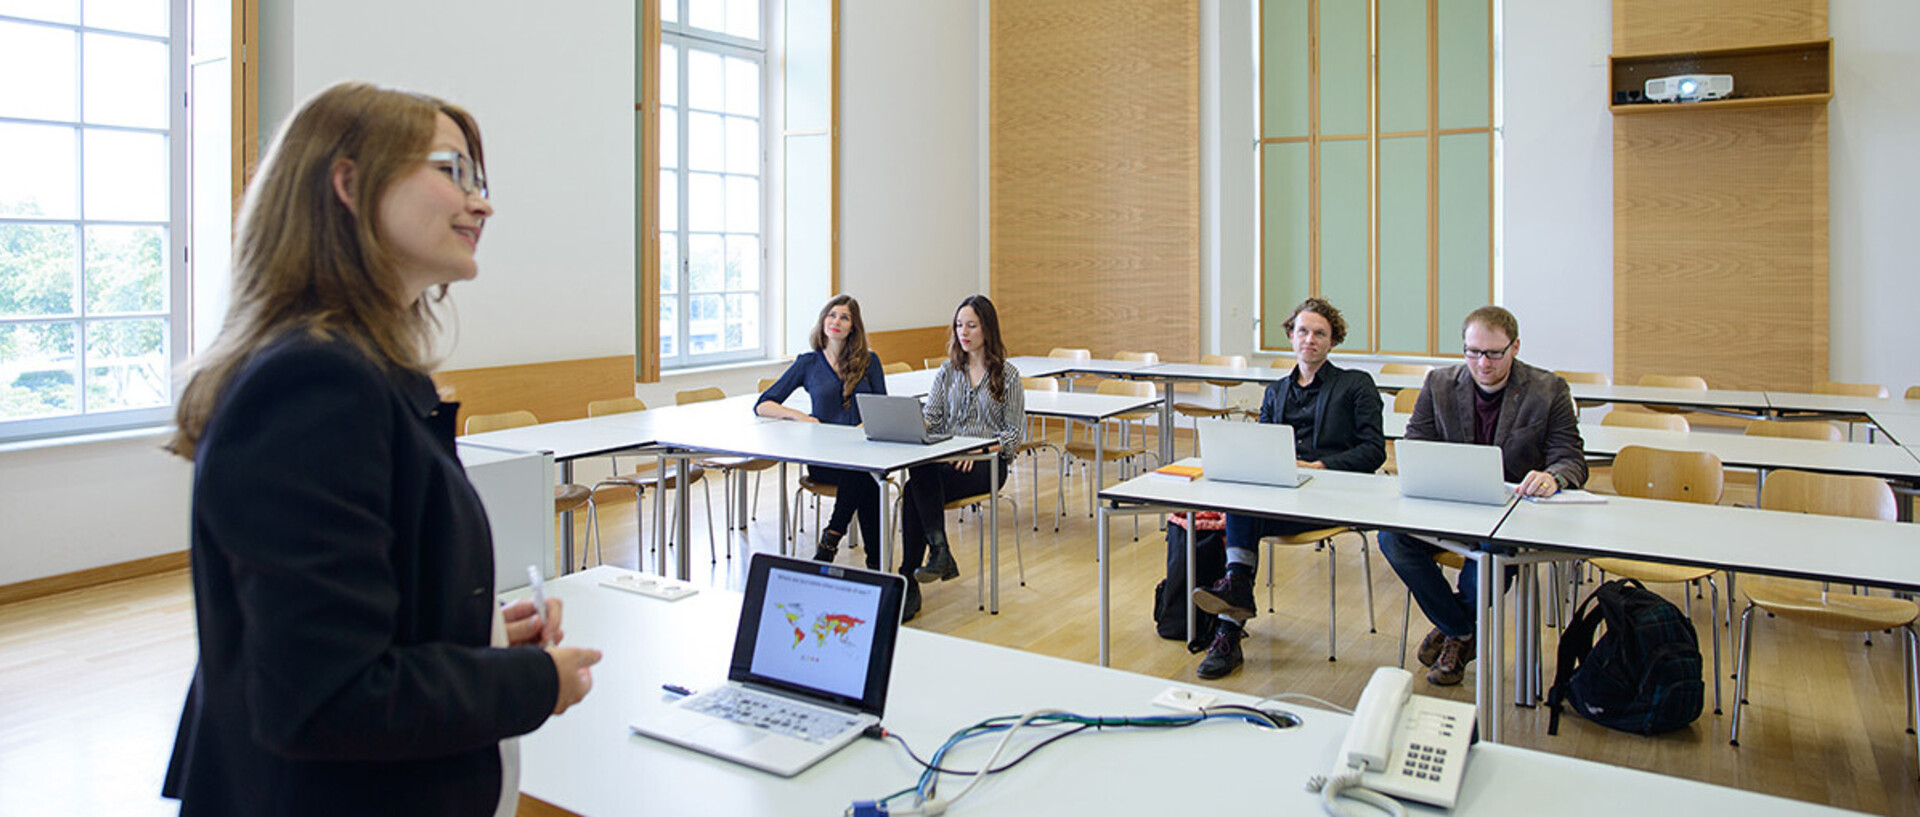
[{"xmin": 1519, "ymin": 488, "xmax": 1607, "ymax": 505}]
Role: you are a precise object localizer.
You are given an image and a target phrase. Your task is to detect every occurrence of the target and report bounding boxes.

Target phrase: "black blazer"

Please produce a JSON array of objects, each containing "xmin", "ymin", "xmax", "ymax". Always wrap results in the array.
[
  {"xmin": 164, "ymin": 332, "xmax": 558, "ymax": 816},
  {"xmin": 1406, "ymin": 358, "xmax": 1588, "ymax": 488},
  {"xmin": 1256, "ymin": 361, "xmax": 1387, "ymax": 473}
]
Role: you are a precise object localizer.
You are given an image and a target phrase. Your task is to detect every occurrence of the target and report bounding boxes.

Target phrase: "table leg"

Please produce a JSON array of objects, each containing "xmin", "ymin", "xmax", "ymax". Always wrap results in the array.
[
  {"xmin": 1157, "ymin": 381, "xmax": 1175, "ymax": 466},
  {"xmin": 1487, "ymin": 550, "xmax": 1506, "ymax": 743},
  {"xmin": 1093, "ymin": 422, "xmax": 1105, "ymax": 522},
  {"xmin": 654, "ymin": 451, "xmax": 668, "ymax": 576},
  {"xmin": 676, "ymin": 455, "xmax": 692, "ymax": 581},
  {"xmin": 778, "ymin": 463, "xmax": 790, "ymax": 558},
  {"xmin": 989, "ymin": 460, "xmax": 1001, "ymax": 614},
  {"xmin": 874, "ymin": 471, "xmax": 893, "ymax": 580},
  {"xmin": 1098, "ymin": 502, "xmax": 1111, "ymax": 667},
  {"xmin": 1185, "ymin": 511, "xmax": 1198, "ymax": 645},
  {"xmin": 1474, "ymin": 549, "xmax": 1494, "ymax": 742},
  {"xmin": 1515, "ymin": 562, "xmax": 1533, "ymax": 707},
  {"xmin": 560, "ymin": 459, "xmax": 575, "ymax": 575}
]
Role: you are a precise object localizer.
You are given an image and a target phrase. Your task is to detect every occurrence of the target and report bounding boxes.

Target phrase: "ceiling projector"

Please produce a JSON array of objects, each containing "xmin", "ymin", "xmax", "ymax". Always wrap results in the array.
[{"xmin": 1645, "ymin": 74, "xmax": 1733, "ymax": 102}]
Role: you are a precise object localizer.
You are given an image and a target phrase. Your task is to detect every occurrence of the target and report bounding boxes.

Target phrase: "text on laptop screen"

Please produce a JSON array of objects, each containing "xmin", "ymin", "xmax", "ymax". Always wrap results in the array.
[{"xmin": 747, "ymin": 566, "xmax": 883, "ymax": 701}]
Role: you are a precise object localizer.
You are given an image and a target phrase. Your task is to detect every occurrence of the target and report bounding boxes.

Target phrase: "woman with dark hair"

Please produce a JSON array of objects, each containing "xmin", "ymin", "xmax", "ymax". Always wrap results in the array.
[
  {"xmin": 756, "ymin": 294, "xmax": 888, "ymax": 572},
  {"xmin": 897, "ymin": 295, "xmax": 1026, "ymax": 613},
  {"xmin": 163, "ymin": 82, "xmax": 600, "ymax": 816}
]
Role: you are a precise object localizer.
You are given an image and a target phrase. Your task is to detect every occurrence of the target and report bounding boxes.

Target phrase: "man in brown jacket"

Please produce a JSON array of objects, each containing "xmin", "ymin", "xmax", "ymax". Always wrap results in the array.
[{"xmin": 1382, "ymin": 305, "xmax": 1587, "ymax": 686}]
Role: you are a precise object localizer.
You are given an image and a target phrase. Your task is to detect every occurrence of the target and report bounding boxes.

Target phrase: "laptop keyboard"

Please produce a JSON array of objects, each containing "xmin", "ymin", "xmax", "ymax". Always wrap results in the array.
[{"xmin": 687, "ymin": 687, "xmax": 861, "ymax": 744}]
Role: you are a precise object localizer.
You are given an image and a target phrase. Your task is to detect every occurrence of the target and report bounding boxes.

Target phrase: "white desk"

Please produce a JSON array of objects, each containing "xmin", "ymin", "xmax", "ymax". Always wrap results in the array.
[
  {"xmin": 1026, "ymin": 390, "xmax": 1163, "ymax": 524},
  {"xmin": 1767, "ymin": 391, "xmax": 1920, "ymax": 418},
  {"xmin": 1874, "ymin": 413, "xmax": 1920, "ymax": 447},
  {"xmin": 1563, "ymin": 384, "xmax": 1773, "ymax": 415},
  {"xmin": 517, "ymin": 567, "xmax": 1855, "ymax": 817}
]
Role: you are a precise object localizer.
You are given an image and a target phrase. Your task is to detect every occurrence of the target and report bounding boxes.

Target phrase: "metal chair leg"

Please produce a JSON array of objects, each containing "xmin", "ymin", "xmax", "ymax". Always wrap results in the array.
[{"xmin": 1730, "ymin": 603, "xmax": 1757, "ymax": 746}]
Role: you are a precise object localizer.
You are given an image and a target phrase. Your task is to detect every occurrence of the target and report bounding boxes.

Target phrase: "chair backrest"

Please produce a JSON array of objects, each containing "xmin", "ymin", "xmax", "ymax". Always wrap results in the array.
[
  {"xmin": 1096, "ymin": 379, "xmax": 1156, "ymax": 399},
  {"xmin": 1114, "ymin": 350, "xmax": 1160, "ymax": 365},
  {"xmin": 757, "ymin": 377, "xmax": 779, "ymax": 392},
  {"xmin": 1637, "ymin": 374, "xmax": 1708, "ymax": 390},
  {"xmin": 1814, "ymin": 380, "xmax": 1888, "ymax": 399},
  {"xmin": 675, "ymin": 386, "xmax": 725, "ymax": 405},
  {"xmin": 923, "ymin": 357, "xmax": 948, "ymax": 370},
  {"xmin": 1380, "ymin": 362, "xmax": 1431, "ymax": 377},
  {"xmin": 1602, "ymin": 410, "xmax": 1689, "ymax": 432},
  {"xmin": 1760, "ymin": 469, "xmax": 1896, "ymax": 522},
  {"xmin": 1611, "ymin": 445, "xmax": 1723, "ymax": 504},
  {"xmin": 1907, "ymin": 385, "xmax": 1920, "ymax": 401},
  {"xmin": 586, "ymin": 396, "xmax": 647, "ymax": 417},
  {"xmin": 1048, "ymin": 347, "xmax": 1091, "ymax": 361},
  {"xmin": 1020, "ymin": 376, "xmax": 1060, "ymax": 392},
  {"xmin": 1554, "ymin": 370, "xmax": 1610, "ymax": 387},
  {"xmin": 1744, "ymin": 419, "xmax": 1843, "ymax": 442},
  {"xmin": 1268, "ymin": 356, "xmax": 1297, "ymax": 370},
  {"xmin": 882, "ymin": 361, "xmax": 912, "ymax": 375},
  {"xmin": 465, "ymin": 409, "xmax": 538, "ymax": 435},
  {"xmin": 1200, "ymin": 354, "xmax": 1247, "ymax": 368},
  {"xmin": 1393, "ymin": 388, "xmax": 1421, "ymax": 414}
]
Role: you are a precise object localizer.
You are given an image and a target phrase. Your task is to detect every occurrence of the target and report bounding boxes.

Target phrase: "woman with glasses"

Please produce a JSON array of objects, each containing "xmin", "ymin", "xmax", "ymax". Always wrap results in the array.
[
  {"xmin": 897, "ymin": 295, "xmax": 1025, "ymax": 616},
  {"xmin": 756, "ymin": 295, "xmax": 889, "ymax": 576},
  {"xmin": 162, "ymin": 82, "xmax": 600, "ymax": 816}
]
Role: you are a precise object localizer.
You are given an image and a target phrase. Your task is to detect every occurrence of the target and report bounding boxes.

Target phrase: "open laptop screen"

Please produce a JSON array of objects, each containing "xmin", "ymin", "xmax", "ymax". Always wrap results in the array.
[{"xmin": 728, "ymin": 555, "xmax": 905, "ymax": 714}]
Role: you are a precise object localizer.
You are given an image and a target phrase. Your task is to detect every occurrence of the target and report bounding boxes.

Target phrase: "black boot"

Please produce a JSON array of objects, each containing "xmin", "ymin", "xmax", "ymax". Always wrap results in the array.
[
  {"xmin": 812, "ymin": 529, "xmax": 844, "ymax": 563},
  {"xmin": 913, "ymin": 532, "xmax": 959, "ymax": 582},
  {"xmin": 900, "ymin": 576, "xmax": 922, "ymax": 623}
]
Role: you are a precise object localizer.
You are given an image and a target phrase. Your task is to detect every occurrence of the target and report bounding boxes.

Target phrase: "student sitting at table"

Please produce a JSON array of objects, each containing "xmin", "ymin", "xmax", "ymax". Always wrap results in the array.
[
  {"xmin": 756, "ymin": 295, "xmax": 889, "ymax": 573},
  {"xmin": 1382, "ymin": 305, "xmax": 1586, "ymax": 686},
  {"xmin": 899, "ymin": 295, "xmax": 1026, "ymax": 616},
  {"xmin": 1189, "ymin": 297, "xmax": 1385, "ymax": 680}
]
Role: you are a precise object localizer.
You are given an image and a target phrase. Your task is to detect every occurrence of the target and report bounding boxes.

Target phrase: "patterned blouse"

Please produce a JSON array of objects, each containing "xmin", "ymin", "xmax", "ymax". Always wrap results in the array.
[{"xmin": 923, "ymin": 361, "xmax": 1025, "ymax": 456}]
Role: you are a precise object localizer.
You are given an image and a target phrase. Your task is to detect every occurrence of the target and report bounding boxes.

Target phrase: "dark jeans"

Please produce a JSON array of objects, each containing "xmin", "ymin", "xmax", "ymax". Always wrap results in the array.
[
  {"xmin": 1377, "ymin": 530, "xmax": 1515, "ymax": 639},
  {"xmin": 899, "ymin": 458, "xmax": 1009, "ymax": 572},
  {"xmin": 1221, "ymin": 513, "xmax": 1324, "ymax": 578},
  {"xmin": 809, "ymin": 465, "xmax": 882, "ymax": 567}
]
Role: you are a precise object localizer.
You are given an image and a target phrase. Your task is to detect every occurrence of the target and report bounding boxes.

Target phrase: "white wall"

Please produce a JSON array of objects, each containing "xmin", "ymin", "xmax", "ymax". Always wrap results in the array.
[
  {"xmin": 1830, "ymin": 1, "xmax": 1920, "ymax": 388},
  {"xmin": 837, "ymin": 0, "xmax": 983, "ymax": 332}
]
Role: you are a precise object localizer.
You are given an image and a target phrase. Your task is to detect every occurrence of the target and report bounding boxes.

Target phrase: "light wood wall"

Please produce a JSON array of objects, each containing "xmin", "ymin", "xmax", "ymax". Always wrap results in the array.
[
  {"xmin": 869, "ymin": 326, "xmax": 949, "ymax": 368},
  {"xmin": 988, "ymin": 0, "xmax": 1199, "ymax": 361},
  {"xmin": 1612, "ymin": 1, "xmax": 1828, "ymax": 391},
  {"xmin": 435, "ymin": 355, "xmax": 638, "ymax": 433}
]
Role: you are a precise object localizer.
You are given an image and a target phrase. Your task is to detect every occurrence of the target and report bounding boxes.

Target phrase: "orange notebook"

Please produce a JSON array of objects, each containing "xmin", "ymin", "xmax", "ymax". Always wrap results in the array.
[{"xmin": 1149, "ymin": 463, "xmax": 1204, "ymax": 481}]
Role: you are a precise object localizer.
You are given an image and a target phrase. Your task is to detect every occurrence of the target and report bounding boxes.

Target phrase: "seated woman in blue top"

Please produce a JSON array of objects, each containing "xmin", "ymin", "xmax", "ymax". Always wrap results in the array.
[
  {"xmin": 756, "ymin": 295, "xmax": 887, "ymax": 574},
  {"xmin": 900, "ymin": 295, "xmax": 1026, "ymax": 616}
]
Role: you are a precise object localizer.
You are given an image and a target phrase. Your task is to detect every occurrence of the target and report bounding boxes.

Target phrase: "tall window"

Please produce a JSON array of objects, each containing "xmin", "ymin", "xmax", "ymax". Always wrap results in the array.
[
  {"xmin": 0, "ymin": 0, "xmax": 188, "ymax": 441},
  {"xmin": 1258, "ymin": 0, "xmax": 1494, "ymax": 356},
  {"xmin": 658, "ymin": 0, "xmax": 767, "ymax": 368}
]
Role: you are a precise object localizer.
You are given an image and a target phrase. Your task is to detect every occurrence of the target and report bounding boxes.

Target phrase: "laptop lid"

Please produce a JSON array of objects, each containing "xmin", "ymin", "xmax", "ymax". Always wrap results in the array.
[
  {"xmin": 727, "ymin": 553, "xmax": 907, "ymax": 716},
  {"xmin": 1198, "ymin": 419, "xmax": 1309, "ymax": 488},
  {"xmin": 855, "ymin": 393, "xmax": 950, "ymax": 445},
  {"xmin": 1395, "ymin": 439, "xmax": 1513, "ymax": 506}
]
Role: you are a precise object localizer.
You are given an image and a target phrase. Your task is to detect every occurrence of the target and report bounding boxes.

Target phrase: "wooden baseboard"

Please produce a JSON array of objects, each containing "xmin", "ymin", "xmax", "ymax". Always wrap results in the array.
[{"xmin": 0, "ymin": 551, "xmax": 189, "ymax": 607}]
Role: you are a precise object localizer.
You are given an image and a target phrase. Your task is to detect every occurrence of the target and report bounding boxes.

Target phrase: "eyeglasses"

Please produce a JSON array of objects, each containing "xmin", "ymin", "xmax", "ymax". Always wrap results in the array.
[
  {"xmin": 425, "ymin": 151, "xmax": 488, "ymax": 199},
  {"xmin": 1462, "ymin": 341, "xmax": 1514, "ymax": 361}
]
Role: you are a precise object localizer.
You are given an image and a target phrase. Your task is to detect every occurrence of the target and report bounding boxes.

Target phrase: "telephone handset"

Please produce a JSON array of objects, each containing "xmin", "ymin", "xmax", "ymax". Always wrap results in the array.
[{"xmin": 1321, "ymin": 667, "xmax": 1477, "ymax": 814}]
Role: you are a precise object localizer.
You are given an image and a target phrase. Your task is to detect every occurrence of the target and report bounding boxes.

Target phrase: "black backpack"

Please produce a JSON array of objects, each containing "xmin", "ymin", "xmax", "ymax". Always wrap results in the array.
[
  {"xmin": 1151, "ymin": 520, "xmax": 1226, "ymax": 653},
  {"xmin": 1547, "ymin": 578, "xmax": 1704, "ymax": 735}
]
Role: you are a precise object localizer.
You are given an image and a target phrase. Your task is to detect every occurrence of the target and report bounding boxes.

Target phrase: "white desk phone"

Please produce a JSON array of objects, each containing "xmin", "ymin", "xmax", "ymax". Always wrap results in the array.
[{"xmin": 1312, "ymin": 667, "xmax": 1477, "ymax": 816}]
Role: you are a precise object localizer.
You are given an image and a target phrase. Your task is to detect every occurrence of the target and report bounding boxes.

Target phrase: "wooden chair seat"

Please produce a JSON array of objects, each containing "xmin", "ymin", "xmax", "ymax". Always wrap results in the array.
[
  {"xmin": 882, "ymin": 361, "xmax": 913, "ymax": 375},
  {"xmin": 1259, "ymin": 527, "xmax": 1373, "ymax": 661},
  {"xmin": 1063, "ymin": 439, "xmax": 1146, "ymax": 461},
  {"xmin": 1588, "ymin": 557, "xmax": 1714, "ymax": 585},
  {"xmin": 1434, "ymin": 551, "xmax": 1467, "ymax": 571},
  {"xmin": 1261, "ymin": 526, "xmax": 1352, "ymax": 548},
  {"xmin": 1744, "ymin": 582, "xmax": 1919, "ymax": 631},
  {"xmin": 555, "ymin": 483, "xmax": 592, "ymax": 514},
  {"xmin": 924, "ymin": 357, "xmax": 948, "ymax": 370}
]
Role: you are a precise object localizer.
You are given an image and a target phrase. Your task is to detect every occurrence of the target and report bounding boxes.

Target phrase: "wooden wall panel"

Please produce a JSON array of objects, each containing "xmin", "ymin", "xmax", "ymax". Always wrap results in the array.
[
  {"xmin": 435, "ymin": 356, "xmax": 638, "ymax": 433},
  {"xmin": 868, "ymin": 326, "xmax": 949, "ymax": 368},
  {"xmin": 1613, "ymin": 95, "xmax": 1828, "ymax": 391},
  {"xmin": 989, "ymin": 0, "xmax": 1199, "ymax": 361},
  {"xmin": 1614, "ymin": 0, "xmax": 1825, "ymax": 55}
]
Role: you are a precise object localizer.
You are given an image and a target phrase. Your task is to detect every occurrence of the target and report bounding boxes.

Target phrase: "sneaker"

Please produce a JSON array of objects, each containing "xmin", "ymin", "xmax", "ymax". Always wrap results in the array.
[
  {"xmin": 1426, "ymin": 635, "xmax": 1475, "ymax": 687},
  {"xmin": 1192, "ymin": 570, "xmax": 1257, "ymax": 623},
  {"xmin": 901, "ymin": 579, "xmax": 922, "ymax": 623},
  {"xmin": 1416, "ymin": 627, "xmax": 1447, "ymax": 668},
  {"xmin": 1196, "ymin": 623, "xmax": 1245, "ymax": 680}
]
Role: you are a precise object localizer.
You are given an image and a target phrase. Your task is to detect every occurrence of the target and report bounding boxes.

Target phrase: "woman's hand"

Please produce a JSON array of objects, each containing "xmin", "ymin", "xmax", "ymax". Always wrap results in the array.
[
  {"xmin": 503, "ymin": 597, "xmax": 563, "ymax": 647},
  {"xmin": 547, "ymin": 646, "xmax": 603, "ymax": 715}
]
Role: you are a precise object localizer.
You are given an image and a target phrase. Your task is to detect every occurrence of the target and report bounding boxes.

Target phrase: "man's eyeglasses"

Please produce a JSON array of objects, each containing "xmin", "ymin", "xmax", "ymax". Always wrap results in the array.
[
  {"xmin": 1462, "ymin": 341, "xmax": 1513, "ymax": 361},
  {"xmin": 426, "ymin": 151, "xmax": 488, "ymax": 199}
]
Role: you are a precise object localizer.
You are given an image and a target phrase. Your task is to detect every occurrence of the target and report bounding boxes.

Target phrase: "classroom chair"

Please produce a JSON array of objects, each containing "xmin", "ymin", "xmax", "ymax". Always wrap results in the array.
[
  {"xmin": 1731, "ymin": 470, "xmax": 1918, "ymax": 779},
  {"xmin": 676, "ymin": 387, "xmax": 774, "ymax": 553},
  {"xmin": 1062, "ymin": 380, "xmax": 1161, "ymax": 524},
  {"xmin": 882, "ymin": 361, "xmax": 912, "ymax": 375},
  {"xmin": 1047, "ymin": 348, "xmax": 1092, "ymax": 391},
  {"xmin": 1602, "ymin": 410, "xmax": 1690, "ymax": 432},
  {"xmin": 1636, "ymin": 374, "xmax": 1709, "ymax": 415},
  {"xmin": 923, "ymin": 357, "xmax": 947, "ymax": 370},
  {"xmin": 1744, "ymin": 419, "xmax": 1843, "ymax": 442},
  {"xmin": 1392, "ymin": 388, "xmax": 1422, "ymax": 414},
  {"xmin": 1261, "ymin": 526, "xmax": 1372, "ymax": 662},
  {"xmin": 1554, "ymin": 370, "xmax": 1611, "ymax": 411},
  {"xmin": 1016, "ymin": 376, "xmax": 1066, "ymax": 532},
  {"xmin": 1173, "ymin": 354, "xmax": 1247, "ymax": 456},
  {"xmin": 465, "ymin": 410, "xmax": 600, "ymax": 569},
  {"xmin": 1815, "ymin": 381, "xmax": 1890, "ymax": 399},
  {"xmin": 584, "ymin": 397, "xmax": 717, "ymax": 567}
]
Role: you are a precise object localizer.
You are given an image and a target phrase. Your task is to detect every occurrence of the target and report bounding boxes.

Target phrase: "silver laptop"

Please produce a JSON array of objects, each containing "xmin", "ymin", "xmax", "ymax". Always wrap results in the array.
[
  {"xmin": 1395, "ymin": 439, "xmax": 1514, "ymax": 506},
  {"xmin": 629, "ymin": 554, "xmax": 907, "ymax": 777},
  {"xmin": 855, "ymin": 393, "xmax": 952, "ymax": 445},
  {"xmin": 1198, "ymin": 420, "xmax": 1311, "ymax": 488}
]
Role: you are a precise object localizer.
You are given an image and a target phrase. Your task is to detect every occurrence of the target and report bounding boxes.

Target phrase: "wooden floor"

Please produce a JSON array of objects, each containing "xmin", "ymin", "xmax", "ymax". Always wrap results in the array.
[{"xmin": 3, "ymin": 447, "xmax": 1916, "ymax": 815}]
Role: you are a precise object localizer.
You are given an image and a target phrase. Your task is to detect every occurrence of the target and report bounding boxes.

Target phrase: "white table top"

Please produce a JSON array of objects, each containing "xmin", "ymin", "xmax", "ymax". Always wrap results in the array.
[
  {"xmin": 1767, "ymin": 391, "xmax": 1920, "ymax": 417},
  {"xmin": 1133, "ymin": 361, "xmax": 1280, "ymax": 384},
  {"xmin": 1102, "ymin": 465, "xmax": 1515, "ymax": 541},
  {"xmin": 1877, "ymin": 413, "xmax": 1920, "ymax": 447},
  {"xmin": 1006, "ymin": 355, "xmax": 1155, "ymax": 377},
  {"xmin": 1494, "ymin": 494, "xmax": 1920, "ymax": 592},
  {"xmin": 1024, "ymin": 390, "xmax": 1162, "ymax": 420},
  {"xmin": 518, "ymin": 567, "xmax": 1856, "ymax": 817},
  {"xmin": 458, "ymin": 414, "xmax": 674, "ymax": 462},
  {"xmin": 1564, "ymin": 383, "xmax": 1772, "ymax": 412},
  {"xmin": 653, "ymin": 416, "xmax": 994, "ymax": 473},
  {"xmin": 1576, "ymin": 424, "xmax": 1920, "ymax": 480}
]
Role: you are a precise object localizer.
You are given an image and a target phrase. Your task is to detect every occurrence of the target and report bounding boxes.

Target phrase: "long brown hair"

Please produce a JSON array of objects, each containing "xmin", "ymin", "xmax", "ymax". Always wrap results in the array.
[
  {"xmin": 807, "ymin": 294, "xmax": 871, "ymax": 408},
  {"xmin": 945, "ymin": 294, "xmax": 1010, "ymax": 401},
  {"xmin": 167, "ymin": 82, "xmax": 485, "ymax": 458}
]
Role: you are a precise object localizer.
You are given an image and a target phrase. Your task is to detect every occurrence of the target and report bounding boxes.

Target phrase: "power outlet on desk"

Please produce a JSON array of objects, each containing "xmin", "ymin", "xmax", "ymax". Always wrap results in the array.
[
  {"xmin": 1152, "ymin": 686, "xmax": 1218, "ymax": 713},
  {"xmin": 600, "ymin": 572, "xmax": 699, "ymax": 601}
]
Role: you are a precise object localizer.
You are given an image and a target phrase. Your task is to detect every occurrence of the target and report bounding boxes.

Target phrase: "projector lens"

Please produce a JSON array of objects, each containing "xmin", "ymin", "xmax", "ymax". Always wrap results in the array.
[{"xmin": 1680, "ymin": 80, "xmax": 1697, "ymax": 94}]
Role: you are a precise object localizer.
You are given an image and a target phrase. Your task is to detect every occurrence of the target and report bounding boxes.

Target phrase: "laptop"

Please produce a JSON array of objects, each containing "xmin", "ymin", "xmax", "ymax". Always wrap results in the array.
[
  {"xmin": 1197, "ymin": 419, "xmax": 1311, "ymax": 488},
  {"xmin": 1394, "ymin": 439, "xmax": 1514, "ymax": 506},
  {"xmin": 629, "ymin": 553, "xmax": 907, "ymax": 777},
  {"xmin": 855, "ymin": 393, "xmax": 952, "ymax": 444}
]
